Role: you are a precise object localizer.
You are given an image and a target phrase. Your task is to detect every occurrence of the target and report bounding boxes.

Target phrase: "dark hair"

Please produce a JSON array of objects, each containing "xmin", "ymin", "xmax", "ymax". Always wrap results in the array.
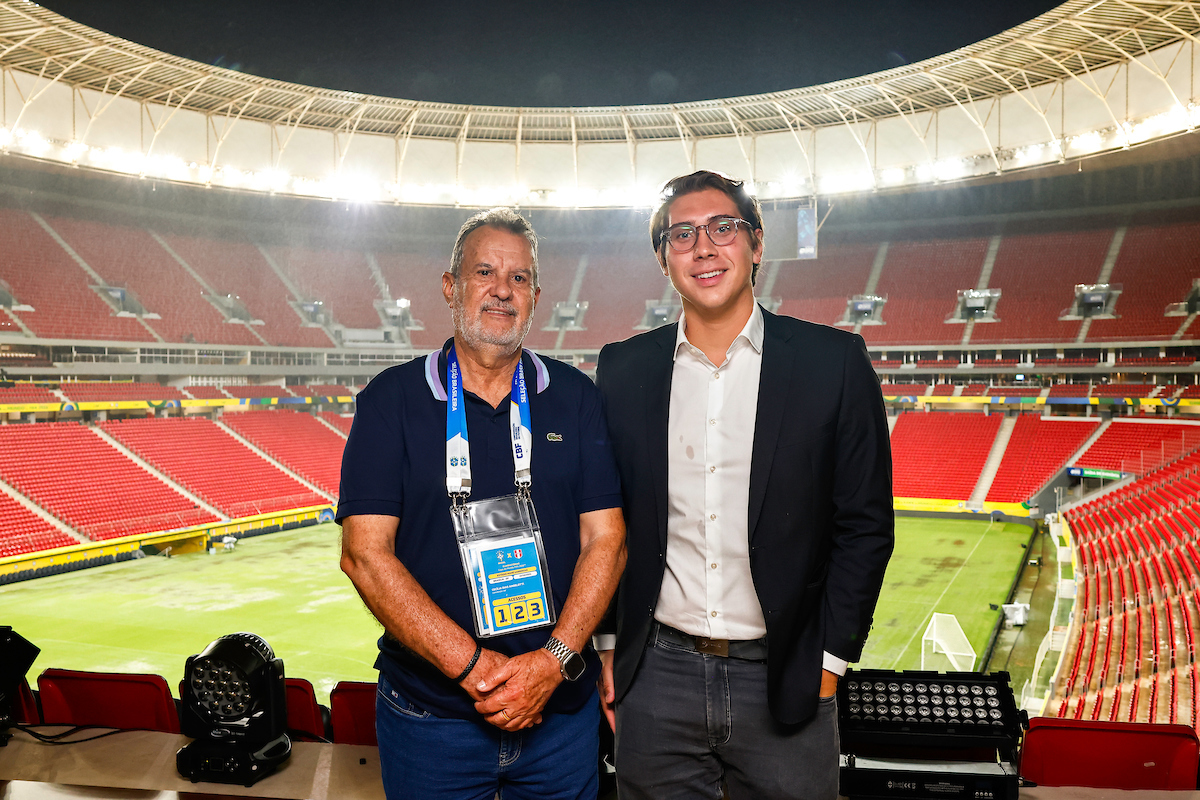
[
  {"xmin": 450, "ymin": 207, "xmax": 539, "ymax": 289},
  {"xmin": 649, "ymin": 170, "xmax": 764, "ymax": 284}
]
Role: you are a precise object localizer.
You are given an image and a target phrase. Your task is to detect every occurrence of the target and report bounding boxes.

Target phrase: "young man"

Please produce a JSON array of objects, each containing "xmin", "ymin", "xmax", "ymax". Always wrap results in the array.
[
  {"xmin": 595, "ymin": 171, "xmax": 893, "ymax": 799},
  {"xmin": 339, "ymin": 208, "xmax": 626, "ymax": 799}
]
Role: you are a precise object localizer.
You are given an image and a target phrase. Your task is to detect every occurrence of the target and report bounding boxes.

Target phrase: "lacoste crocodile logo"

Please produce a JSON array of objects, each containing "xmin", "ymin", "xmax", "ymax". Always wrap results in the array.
[{"xmin": 546, "ymin": 433, "xmax": 563, "ymax": 442}]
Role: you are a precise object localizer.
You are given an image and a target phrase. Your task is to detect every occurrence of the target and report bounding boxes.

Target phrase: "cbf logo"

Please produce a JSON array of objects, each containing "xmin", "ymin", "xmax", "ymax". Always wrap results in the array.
[
  {"xmin": 450, "ymin": 456, "xmax": 468, "ymax": 467},
  {"xmin": 513, "ymin": 443, "xmax": 524, "ymax": 458}
]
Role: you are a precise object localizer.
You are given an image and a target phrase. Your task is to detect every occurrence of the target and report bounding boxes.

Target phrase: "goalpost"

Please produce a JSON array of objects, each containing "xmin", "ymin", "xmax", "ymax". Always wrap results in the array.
[{"xmin": 922, "ymin": 612, "xmax": 977, "ymax": 672}]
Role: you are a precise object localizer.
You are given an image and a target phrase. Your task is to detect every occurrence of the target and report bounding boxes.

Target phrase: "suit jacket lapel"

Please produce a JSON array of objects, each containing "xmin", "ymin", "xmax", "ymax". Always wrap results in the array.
[
  {"xmin": 646, "ymin": 324, "xmax": 676, "ymax": 553},
  {"xmin": 748, "ymin": 311, "xmax": 796, "ymax": 541}
]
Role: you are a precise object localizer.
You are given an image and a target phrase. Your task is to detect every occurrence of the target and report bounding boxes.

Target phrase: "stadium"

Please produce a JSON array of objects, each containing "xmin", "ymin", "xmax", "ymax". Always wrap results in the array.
[{"xmin": 2, "ymin": 0, "xmax": 1200, "ymax": 794}]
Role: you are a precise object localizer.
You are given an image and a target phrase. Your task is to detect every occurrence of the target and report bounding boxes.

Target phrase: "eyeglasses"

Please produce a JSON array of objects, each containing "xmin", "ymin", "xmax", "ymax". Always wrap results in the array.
[{"xmin": 661, "ymin": 217, "xmax": 753, "ymax": 253}]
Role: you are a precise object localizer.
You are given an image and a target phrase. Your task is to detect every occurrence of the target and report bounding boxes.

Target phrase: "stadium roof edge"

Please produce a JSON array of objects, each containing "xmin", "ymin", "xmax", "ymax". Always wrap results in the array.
[{"xmin": 2, "ymin": 0, "xmax": 1198, "ymax": 142}]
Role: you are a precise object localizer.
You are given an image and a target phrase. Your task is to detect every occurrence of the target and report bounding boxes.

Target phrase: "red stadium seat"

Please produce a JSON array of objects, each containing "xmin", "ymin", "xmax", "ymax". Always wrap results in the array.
[
  {"xmin": 1020, "ymin": 717, "xmax": 1199, "ymax": 789},
  {"xmin": 329, "ymin": 680, "xmax": 376, "ymax": 746},
  {"xmin": 37, "ymin": 668, "xmax": 180, "ymax": 733},
  {"xmin": 14, "ymin": 677, "xmax": 40, "ymax": 724},
  {"xmin": 284, "ymin": 677, "xmax": 328, "ymax": 741},
  {"xmin": 222, "ymin": 410, "xmax": 345, "ymax": 495}
]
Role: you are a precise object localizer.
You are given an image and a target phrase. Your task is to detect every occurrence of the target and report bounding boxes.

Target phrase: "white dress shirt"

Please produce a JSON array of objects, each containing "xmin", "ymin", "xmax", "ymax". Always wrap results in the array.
[{"xmin": 654, "ymin": 304, "xmax": 766, "ymax": 640}]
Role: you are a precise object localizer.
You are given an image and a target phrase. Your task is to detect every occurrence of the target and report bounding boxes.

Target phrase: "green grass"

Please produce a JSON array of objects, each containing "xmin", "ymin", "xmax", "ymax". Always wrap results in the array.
[
  {"xmin": 0, "ymin": 517, "xmax": 1030, "ymax": 704},
  {"xmin": 858, "ymin": 517, "xmax": 1031, "ymax": 671},
  {"xmin": 0, "ymin": 524, "xmax": 381, "ymax": 705}
]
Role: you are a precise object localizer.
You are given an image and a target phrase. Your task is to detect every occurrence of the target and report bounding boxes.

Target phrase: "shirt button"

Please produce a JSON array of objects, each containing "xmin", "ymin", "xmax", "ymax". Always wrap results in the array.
[
  {"xmin": 709, "ymin": 419, "xmax": 716, "ymax": 426},
  {"xmin": 713, "ymin": 372, "xmax": 721, "ymax": 380},
  {"xmin": 711, "ymin": 611, "xmax": 718, "ymax": 617},
  {"xmin": 709, "ymin": 465, "xmax": 716, "ymax": 473},
  {"xmin": 709, "ymin": 513, "xmax": 716, "ymax": 521},
  {"xmin": 711, "ymin": 563, "xmax": 718, "ymax": 569}
]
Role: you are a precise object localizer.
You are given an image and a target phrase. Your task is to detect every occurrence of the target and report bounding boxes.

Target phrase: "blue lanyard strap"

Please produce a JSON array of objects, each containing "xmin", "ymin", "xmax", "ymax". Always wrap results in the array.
[{"xmin": 446, "ymin": 345, "xmax": 532, "ymax": 497}]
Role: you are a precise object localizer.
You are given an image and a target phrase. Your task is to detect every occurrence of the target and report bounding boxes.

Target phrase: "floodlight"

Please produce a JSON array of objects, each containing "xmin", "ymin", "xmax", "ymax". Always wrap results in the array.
[
  {"xmin": 177, "ymin": 632, "xmax": 290, "ymax": 787},
  {"xmin": 0, "ymin": 626, "xmax": 39, "ymax": 731}
]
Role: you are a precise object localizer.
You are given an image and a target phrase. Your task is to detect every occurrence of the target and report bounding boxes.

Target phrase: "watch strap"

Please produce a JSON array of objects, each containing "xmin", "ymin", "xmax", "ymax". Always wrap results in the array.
[{"xmin": 543, "ymin": 636, "xmax": 582, "ymax": 680}]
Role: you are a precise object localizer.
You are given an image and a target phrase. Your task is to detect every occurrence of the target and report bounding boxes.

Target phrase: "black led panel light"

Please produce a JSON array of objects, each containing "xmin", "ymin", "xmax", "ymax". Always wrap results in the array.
[
  {"xmin": 839, "ymin": 669, "xmax": 1024, "ymax": 754},
  {"xmin": 0, "ymin": 626, "xmax": 39, "ymax": 729}
]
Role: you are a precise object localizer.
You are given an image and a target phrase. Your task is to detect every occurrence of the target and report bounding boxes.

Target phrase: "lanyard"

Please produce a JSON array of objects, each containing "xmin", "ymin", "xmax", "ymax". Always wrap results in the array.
[{"xmin": 446, "ymin": 345, "xmax": 532, "ymax": 497}]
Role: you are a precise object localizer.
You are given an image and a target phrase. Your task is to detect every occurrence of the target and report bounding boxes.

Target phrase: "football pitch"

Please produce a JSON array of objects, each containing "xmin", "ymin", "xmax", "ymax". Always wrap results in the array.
[{"xmin": 0, "ymin": 516, "xmax": 1030, "ymax": 703}]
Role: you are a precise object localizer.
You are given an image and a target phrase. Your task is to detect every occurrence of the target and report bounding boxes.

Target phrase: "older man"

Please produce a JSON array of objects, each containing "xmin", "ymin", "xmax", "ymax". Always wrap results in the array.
[{"xmin": 339, "ymin": 207, "xmax": 625, "ymax": 800}]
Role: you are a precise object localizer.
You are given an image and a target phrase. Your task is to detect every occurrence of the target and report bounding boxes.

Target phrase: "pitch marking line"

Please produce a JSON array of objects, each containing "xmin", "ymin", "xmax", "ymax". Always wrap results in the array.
[{"xmin": 890, "ymin": 522, "xmax": 996, "ymax": 669}]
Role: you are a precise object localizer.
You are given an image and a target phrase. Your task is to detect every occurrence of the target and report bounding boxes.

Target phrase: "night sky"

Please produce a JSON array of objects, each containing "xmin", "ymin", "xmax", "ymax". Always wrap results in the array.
[{"xmin": 38, "ymin": 1, "xmax": 1062, "ymax": 107}]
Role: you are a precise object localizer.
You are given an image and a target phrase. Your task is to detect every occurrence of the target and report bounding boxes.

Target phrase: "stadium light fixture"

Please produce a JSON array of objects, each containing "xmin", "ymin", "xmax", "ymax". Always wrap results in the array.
[
  {"xmin": 176, "ymin": 632, "xmax": 290, "ymax": 787},
  {"xmin": 1069, "ymin": 130, "xmax": 1105, "ymax": 156},
  {"xmin": 15, "ymin": 129, "xmax": 49, "ymax": 157},
  {"xmin": 781, "ymin": 179, "xmax": 807, "ymax": 197},
  {"xmin": 214, "ymin": 166, "xmax": 248, "ymax": 189},
  {"xmin": 62, "ymin": 140, "xmax": 87, "ymax": 163},
  {"xmin": 324, "ymin": 173, "xmax": 382, "ymax": 203},
  {"xmin": 820, "ymin": 170, "xmax": 874, "ymax": 195},
  {"xmin": 934, "ymin": 158, "xmax": 970, "ymax": 182},
  {"xmin": 247, "ymin": 168, "xmax": 289, "ymax": 193},
  {"xmin": 1011, "ymin": 144, "xmax": 1043, "ymax": 167}
]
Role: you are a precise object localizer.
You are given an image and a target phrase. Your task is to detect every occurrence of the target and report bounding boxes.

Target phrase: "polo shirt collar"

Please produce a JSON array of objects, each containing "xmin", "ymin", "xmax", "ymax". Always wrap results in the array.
[{"xmin": 424, "ymin": 343, "xmax": 551, "ymax": 401}]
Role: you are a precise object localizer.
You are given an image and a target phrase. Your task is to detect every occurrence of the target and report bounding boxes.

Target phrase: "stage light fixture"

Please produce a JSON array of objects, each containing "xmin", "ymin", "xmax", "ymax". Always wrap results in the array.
[
  {"xmin": 838, "ymin": 668, "xmax": 1026, "ymax": 800},
  {"xmin": 0, "ymin": 626, "xmax": 39, "ymax": 731},
  {"xmin": 176, "ymin": 632, "xmax": 290, "ymax": 787}
]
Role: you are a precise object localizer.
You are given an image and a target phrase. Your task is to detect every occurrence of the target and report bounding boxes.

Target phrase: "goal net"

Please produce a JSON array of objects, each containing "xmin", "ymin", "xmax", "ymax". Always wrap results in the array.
[{"xmin": 921, "ymin": 612, "xmax": 977, "ymax": 672}]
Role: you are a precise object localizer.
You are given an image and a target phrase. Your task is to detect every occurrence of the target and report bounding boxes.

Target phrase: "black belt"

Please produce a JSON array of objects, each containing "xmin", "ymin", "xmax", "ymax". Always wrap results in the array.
[{"xmin": 653, "ymin": 622, "xmax": 768, "ymax": 661}]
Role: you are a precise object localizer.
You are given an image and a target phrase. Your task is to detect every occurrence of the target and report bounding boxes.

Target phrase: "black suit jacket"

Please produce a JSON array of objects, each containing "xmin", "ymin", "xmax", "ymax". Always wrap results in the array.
[{"xmin": 596, "ymin": 308, "xmax": 894, "ymax": 726}]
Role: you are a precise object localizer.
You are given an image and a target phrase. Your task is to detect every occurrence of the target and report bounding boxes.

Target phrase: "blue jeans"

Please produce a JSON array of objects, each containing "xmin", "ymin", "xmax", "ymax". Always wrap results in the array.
[
  {"xmin": 375, "ymin": 674, "xmax": 600, "ymax": 800},
  {"xmin": 615, "ymin": 627, "xmax": 840, "ymax": 800}
]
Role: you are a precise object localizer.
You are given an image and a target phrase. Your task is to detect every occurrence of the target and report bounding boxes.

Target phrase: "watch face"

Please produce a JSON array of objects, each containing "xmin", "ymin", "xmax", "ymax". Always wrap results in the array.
[{"xmin": 563, "ymin": 651, "xmax": 587, "ymax": 681}]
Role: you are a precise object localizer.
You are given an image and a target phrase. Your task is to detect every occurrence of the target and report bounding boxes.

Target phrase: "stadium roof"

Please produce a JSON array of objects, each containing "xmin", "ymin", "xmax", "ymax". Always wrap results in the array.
[
  {"xmin": 1, "ymin": 0, "xmax": 1198, "ymax": 205},
  {"xmin": 1, "ymin": 0, "xmax": 1197, "ymax": 143}
]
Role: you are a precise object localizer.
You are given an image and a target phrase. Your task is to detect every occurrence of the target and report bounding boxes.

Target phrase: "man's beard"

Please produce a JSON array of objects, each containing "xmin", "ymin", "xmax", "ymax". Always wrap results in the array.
[{"xmin": 452, "ymin": 282, "xmax": 535, "ymax": 353}]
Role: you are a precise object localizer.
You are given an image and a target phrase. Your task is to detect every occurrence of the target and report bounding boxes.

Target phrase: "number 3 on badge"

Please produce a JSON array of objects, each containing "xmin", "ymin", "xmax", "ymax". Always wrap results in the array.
[{"xmin": 527, "ymin": 597, "xmax": 546, "ymax": 621}]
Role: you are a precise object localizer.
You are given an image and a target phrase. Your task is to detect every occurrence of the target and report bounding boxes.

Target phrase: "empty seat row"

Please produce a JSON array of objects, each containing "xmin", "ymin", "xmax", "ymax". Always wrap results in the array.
[{"xmin": 21, "ymin": 668, "xmax": 376, "ymax": 745}]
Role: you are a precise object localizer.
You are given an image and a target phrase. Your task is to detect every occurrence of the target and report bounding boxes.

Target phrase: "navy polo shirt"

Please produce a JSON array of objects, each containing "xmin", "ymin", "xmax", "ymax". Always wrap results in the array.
[{"xmin": 336, "ymin": 342, "xmax": 622, "ymax": 720}]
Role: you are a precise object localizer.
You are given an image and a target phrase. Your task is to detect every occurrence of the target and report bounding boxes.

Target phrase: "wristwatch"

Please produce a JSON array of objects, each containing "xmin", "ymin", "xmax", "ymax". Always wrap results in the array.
[{"xmin": 543, "ymin": 636, "xmax": 586, "ymax": 681}]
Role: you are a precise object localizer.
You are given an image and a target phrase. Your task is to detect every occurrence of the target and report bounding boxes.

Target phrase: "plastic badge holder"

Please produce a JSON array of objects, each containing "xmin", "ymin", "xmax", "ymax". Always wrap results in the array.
[{"xmin": 451, "ymin": 492, "xmax": 556, "ymax": 638}]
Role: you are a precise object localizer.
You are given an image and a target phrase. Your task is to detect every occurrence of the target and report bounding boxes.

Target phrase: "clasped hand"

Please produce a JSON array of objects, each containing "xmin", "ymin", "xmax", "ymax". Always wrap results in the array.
[{"xmin": 461, "ymin": 648, "xmax": 563, "ymax": 731}]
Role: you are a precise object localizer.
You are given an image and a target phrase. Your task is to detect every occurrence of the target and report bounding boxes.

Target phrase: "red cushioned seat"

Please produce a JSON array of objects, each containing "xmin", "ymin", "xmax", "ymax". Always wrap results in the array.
[
  {"xmin": 13, "ymin": 677, "xmax": 40, "ymax": 724},
  {"xmin": 285, "ymin": 677, "xmax": 328, "ymax": 741},
  {"xmin": 37, "ymin": 668, "xmax": 180, "ymax": 733},
  {"xmin": 1021, "ymin": 717, "xmax": 1199, "ymax": 789},
  {"xmin": 329, "ymin": 680, "xmax": 376, "ymax": 745}
]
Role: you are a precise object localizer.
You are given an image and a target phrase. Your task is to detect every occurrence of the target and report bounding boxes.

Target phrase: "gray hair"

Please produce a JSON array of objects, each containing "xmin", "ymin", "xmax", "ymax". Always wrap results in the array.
[{"xmin": 449, "ymin": 207, "xmax": 540, "ymax": 289}]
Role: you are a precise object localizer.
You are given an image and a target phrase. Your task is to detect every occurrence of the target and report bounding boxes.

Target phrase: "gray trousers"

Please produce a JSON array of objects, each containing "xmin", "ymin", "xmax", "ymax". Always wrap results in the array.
[{"xmin": 614, "ymin": 628, "xmax": 839, "ymax": 800}]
